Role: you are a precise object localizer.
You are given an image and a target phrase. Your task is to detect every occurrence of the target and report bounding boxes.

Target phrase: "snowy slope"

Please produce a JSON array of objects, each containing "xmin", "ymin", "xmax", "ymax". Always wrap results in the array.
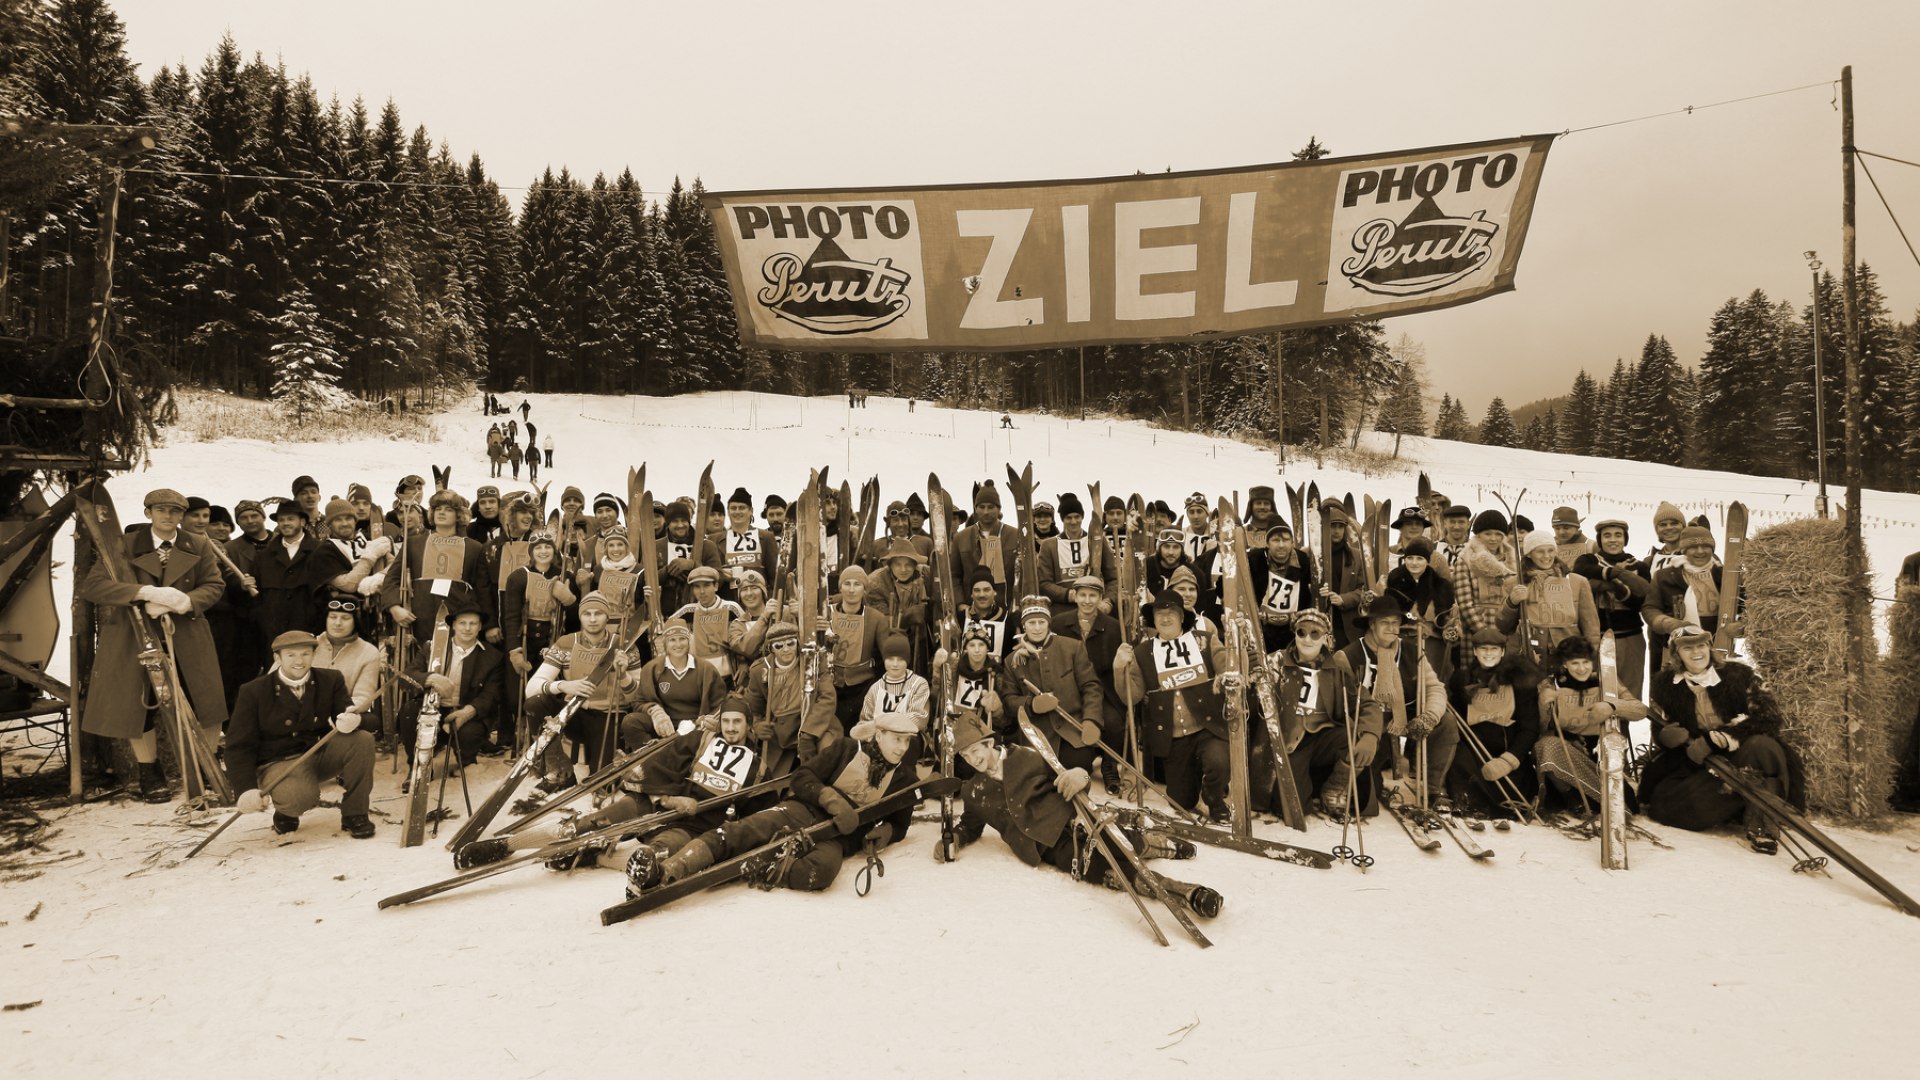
[{"xmin": 5, "ymin": 391, "xmax": 1920, "ymax": 1080}]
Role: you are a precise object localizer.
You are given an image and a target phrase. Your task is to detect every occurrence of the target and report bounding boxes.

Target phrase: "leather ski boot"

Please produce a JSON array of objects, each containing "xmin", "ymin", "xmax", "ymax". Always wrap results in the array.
[
  {"xmin": 137, "ymin": 762, "xmax": 171, "ymax": 804},
  {"xmin": 455, "ymin": 837, "xmax": 511, "ymax": 870}
]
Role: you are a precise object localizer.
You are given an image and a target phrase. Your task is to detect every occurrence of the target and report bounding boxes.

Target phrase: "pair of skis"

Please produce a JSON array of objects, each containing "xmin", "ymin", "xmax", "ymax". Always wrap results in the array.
[
  {"xmin": 927, "ymin": 475, "xmax": 962, "ymax": 864},
  {"xmin": 1214, "ymin": 497, "xmax": 1309, "ymax": 832}
]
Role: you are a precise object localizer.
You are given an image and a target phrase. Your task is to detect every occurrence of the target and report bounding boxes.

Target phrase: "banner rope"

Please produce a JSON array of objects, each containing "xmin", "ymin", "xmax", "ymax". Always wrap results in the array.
[{"xmin": 1560, "ymin": 79, "xmax": 1834, "ymax": 137}]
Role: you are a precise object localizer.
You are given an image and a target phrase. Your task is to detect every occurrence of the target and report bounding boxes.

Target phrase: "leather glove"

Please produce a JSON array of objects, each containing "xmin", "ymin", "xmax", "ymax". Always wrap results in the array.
[
  {"xmin": 1707, "ymin": 730, "xmax": 1740, "ymax": 754},
  {"xmin": 932, "ymin": 648, "xmax": 950, "ymax": 671},
  {"xmin": 1031, "ymin": 692, "xmax": 1059, "ymax": 714},
  {"xmin": 863, "ymin": 821, "xmax": 892, "ymax": 850},
  {"xmin": 817, "ymin": 787, "xmax": 860, "ymax": 835},
  {"xmin": 357, "ymin": 572, "xmax": 386, "ymax": 597},
  {"xmin": 1113, "ymin": 645, "xmax": 1133, "ymax": 669},
  {"xmin": 658, "ymin": 795, "xmax": 699, "ymax": 814},
  {"xmin": 510, "ymin": 650, "xmax": 532, "ymax": 678},
  {"xmin": 1481, "ymin": 751, "xmax": 1519, "ymax": 782},
  {"xmin": 981, "ymin": 690, "xmax": 1003, "ymax": 716},
  {"xmin": 751, "ymin": 717, "xmax": 776, "ymax": 742},
  {"xmin": 1656, "ymin": 724, "xmax": 1691, "ymax": 749},
  {"xmin": 1686, "ymin": 738, "xmax": 1713, "ymax": 765},
  {"xmin": 333, "ymin": 711, "xmax": 363, "ymax": 734},
  {"xmin": 1053, "ymin": 767, "xmax": 1091, "ymax": 801}
]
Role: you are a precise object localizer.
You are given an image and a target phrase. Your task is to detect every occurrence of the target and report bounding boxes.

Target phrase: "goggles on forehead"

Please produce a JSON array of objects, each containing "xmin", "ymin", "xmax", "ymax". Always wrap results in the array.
[{"xmin": 325, "ymin": 598, "xmax": 359, "ymax": 613}]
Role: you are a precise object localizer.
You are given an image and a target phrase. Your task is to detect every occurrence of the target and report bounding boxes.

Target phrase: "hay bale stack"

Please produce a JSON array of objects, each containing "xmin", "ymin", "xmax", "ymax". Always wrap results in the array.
[
  {"xmin": 1744, "ymin": 517, "xmax": 1892, "ymax": 818},
  {"xmin": 1883, "ymin": 581, "xmax": 1920, "ymax": 811}
]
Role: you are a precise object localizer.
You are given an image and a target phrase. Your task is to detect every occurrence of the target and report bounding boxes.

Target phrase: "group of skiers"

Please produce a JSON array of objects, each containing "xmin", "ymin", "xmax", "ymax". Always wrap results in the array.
[{"xmin": 78, "ymin": 464, "xmax": 1801, "ymax": 919}]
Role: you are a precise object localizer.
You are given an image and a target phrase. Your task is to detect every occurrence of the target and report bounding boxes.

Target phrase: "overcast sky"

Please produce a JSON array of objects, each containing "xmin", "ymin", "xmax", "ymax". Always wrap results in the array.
[{"xmin": 107, "ymin": 0, "xmax": 1920, "ymax": 415}]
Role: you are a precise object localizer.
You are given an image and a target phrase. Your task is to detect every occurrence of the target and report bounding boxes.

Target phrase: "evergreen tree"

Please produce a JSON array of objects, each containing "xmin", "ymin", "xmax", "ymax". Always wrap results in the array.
[
  {"xmin": 269, "ymin": 287, "xmax": 347, "ymax": 424},
  {"xmin": 1433, "ymin": 393, "xmax": 1473, "ymax": 442},
  {"xmin": 1626, "ymin": 334, "xmax": 1687, "ymax": 465},
  {"xmin": 1479, "ymin": 396, "xmax": 1518, "ymax": 447},
  {"xmin": 1376, "ymin": 332, "xmax": 1429, "ymax": 455},
  {"xmin": 1559, "ymin": 369, "xmax": 1599, "ymax": 455},
  {"xmin": 1595, "ymin": 357, "xmax": 1631, "ymax": 455}
]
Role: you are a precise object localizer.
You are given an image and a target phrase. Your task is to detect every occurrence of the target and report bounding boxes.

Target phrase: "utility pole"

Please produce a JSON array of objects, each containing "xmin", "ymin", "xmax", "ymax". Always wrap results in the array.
[
  {"xmin": 1078, "ymin": 346, "xmax": 1086, "ymax": 420},
  {"xmin": 1271, "ymin": 332, "xmax": 1285, "ymax": 467},
  {"xmin": 1839, "ymin": 64, "xmax": 1869, "ymax": 818},
  {"xmin": 1804, "ymin": 251, "xmax": 1828, "ymax": 518}
]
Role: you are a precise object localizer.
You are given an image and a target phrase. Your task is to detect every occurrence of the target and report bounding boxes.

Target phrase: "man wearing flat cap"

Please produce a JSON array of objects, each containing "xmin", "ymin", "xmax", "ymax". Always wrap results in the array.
[
  {"xmin": 78, "ymin": 487, "xmax": 232, "ymax": 803},
  {"xmin": 227, "ymin": 630, "xmax": 377, "ymax": 839}
]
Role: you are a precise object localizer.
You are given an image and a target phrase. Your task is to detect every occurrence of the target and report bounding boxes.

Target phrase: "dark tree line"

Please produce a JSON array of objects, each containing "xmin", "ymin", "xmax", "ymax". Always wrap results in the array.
[{"xmin": 0, "ymin": 1, "xmax": 1419, "ymax": 450}]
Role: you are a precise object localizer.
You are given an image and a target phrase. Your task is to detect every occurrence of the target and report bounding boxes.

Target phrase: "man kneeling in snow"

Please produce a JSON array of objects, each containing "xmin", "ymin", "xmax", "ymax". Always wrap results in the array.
[
  {"xmin": 953, "ymin": 713, "xmax": 1221, "ymax": 918},
  {"xmin": 227, "ymin": 631, "xmax": 377, "ymax": 839}
]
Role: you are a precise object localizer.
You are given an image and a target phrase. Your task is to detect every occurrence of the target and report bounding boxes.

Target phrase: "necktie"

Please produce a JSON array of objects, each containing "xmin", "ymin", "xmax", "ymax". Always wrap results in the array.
[{"xmin": 158, "ymin": 539, "xmax": 173, "ymax": 567}]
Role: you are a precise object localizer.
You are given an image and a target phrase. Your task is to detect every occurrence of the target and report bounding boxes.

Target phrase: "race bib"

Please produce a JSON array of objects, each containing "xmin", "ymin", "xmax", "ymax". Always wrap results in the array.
[
  {"xmin": 669, "ymin": 541, "xmax": 693, "ymax": 564},
  {"xmin": 726, "ymin": 530, "xmax": 760, "ymax": 569},
  {"xmin": 1151, "ymin": 632, "xmax": 1208, "ymax": 690},
  {"xmin": 496, "ymin": 541, "xmax": 530, "ymax": 591},
  {"xmin": 880, "ymin": 682, "xmax": 911, "ymax": 714},
  {"xmin": 1262, "ymin": 575, "xmax": 1300, "ymax": 613},
  {"xmin": 952, "ymin": 675, "xmax": 987, "ymax": 713},
  {"xmin": 830, "ymin": 610, "xmax": 866, "ymax": 666},
  {"xmin": 525, "ymin": 572, "xmax": 556, "ymax": 621},
  {"xmin": 425, "ymin": 535, "xmax": 466, "ymax": 582},
  {"xmin": 599, "ymin": 568, "xmax": 639, "ymax": 612},
  {"xmin": 1056, "ymin": 537, "xmax": 1090, "ymax": 580},
  {"xmin": 1294, "ymin": 670, "xmax": 1320, "ymax": 716},
  {"xmin": 691, "ymin": 732, "xmax": 756, "ymax": 795}
]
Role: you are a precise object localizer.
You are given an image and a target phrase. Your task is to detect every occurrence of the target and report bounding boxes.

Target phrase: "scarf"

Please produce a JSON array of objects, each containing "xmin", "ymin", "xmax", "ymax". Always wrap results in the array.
[
  {"xmin": 599, "ymin": 552, "xmax": 637, "ymax": 574},
  {"xmin": 1683, "ymin": 564, "xmax": 1719, "ymax": 621}
]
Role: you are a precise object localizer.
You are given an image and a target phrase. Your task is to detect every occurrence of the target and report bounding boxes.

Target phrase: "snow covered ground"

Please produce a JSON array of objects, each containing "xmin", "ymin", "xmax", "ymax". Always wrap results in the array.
[{"xmin": 5, "ymin": 390, "xmax": 1920, "ymax": 1079}]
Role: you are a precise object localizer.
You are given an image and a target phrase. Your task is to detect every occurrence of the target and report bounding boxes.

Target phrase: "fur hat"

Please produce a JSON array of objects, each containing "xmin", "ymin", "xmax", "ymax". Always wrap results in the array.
[
  {"xmin": 1401, "ymin": 537, "xmax": 1434, "ymax": 559},
  {"xmin": 665, "ymin": 501, "xmax": 692, "ymax": 524},
  {"xmin": 1554, "ymin": 636, "xmax": 1596, "ymax": 665},
  {"xmin": 1471, "ymin": 509, "xmax": 1509, "ymax": 535},
  {"xmin": 1248, "ymin": 485, "xmax": 1275, "ymax": 504},
  {"xmin": 1363, "ymin": 595, "xmax": 1404, "ymax": 624},
  {"xmin": 429, "ymin": 489, "xmax": 466, "ymax": 513}
]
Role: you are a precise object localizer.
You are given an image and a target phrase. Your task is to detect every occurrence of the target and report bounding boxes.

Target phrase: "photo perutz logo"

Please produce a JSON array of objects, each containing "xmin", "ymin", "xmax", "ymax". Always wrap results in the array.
[
  {"xmin": 731, "ymin": 203, "xmax": 917, "ymax": 335},
  {"xmin": 1331, "ymin": 151, "xmax": 1522, "ymax": 299}
]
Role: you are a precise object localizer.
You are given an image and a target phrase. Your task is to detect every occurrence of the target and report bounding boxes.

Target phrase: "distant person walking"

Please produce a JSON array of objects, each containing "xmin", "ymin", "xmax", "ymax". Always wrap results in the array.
[
  {"xmin": 519, "ymin": 399, "xmax": 531, "ymax": 422},
  {"xmin": 542, "ymin": 435, "xmax": 554, "ymax": 468}
]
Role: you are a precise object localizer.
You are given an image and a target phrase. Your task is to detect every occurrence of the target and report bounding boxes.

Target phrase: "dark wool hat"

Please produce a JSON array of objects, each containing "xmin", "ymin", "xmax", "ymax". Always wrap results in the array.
[
  {"xmin": 1104, "ymin": 495, "xmax": 1125, "ymax": 513},
  {"xmin": 291, "ymin": 475, "xmax": 320, "ymax": 495},
  {"xmin": 185, "ymin": 495, "xmax": 210, "ymax": 513},
  {"xmin": 1471, "ymin": 509, "xmax": 1509, "ymax": 534},
  {"xmin": 708, "ymin": 494, "xmax": 725, "ymax": 514},
  {"xmin": 763, "ymin": 493, "xmax": 788, "ymax": 511},
  {"xmin": 1470, "ymin": 627, "xmax": 1507, "ymax": 647},
  {"xmin": 965, "ymin": 564, "xmax": 997, "ymax": 590},
  {"xmin": 475, "ymin": 485, "xmax": 500, "ymax": 500},
  {"xmin": 973, "ymin": 482, "xmax": 1001, "ymax": 509},
  {"xmin": 905, "ymin": 492, "xmax": 928, "ymax": 516},
  {"xmin": 1513, "ymin": 514, "xmax": 1534, "ymax": 534},
  {"xmin": 1265, "ymin": 523, "xmax": 1293, "ymax": 540},
  {"xmin": 881, "ymin": 631, "xmax": 913, "ymax": 662},
  {"xmin": 324, "ymin": 594, "xmax": 360, "ymax": 615},
  {"xmin": 1057, "ymin": 492, "xmax": 1084, "ymax": 518},
  {"xmin": 592, "ymin": 492, "xmax": 624, "ymax": 513},
  {"xmin": 1401, "ymin": 537, "xmax": 1434, "ymax": 559},
  {"xmin": 727, "ymin": 487, "xmax": 752, "ymax": 508},
  {"xmin": 270, "ymin": 497, "xmax": 308, "ymax": 521},
  {"xmin": 347, "ymin": 483, "xmax": 372, "ymax": 503},
  {"xmin": 1149, "ymin": 499, "xmax": 1174, "ymax": 519},
  {"xmin": 1149, "ymin": 588, "xmax": 1196, "ymax": 630},
  {"xmin": 561, "ymin": 485, "xmax": 585, "ymax": 506},
  {"xmin": 207, "ymin": 504, "xmax": 233, "ymax": 527}
]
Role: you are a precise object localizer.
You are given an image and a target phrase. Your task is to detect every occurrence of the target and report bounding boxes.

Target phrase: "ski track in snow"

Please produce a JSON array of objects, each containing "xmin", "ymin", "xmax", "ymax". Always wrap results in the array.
[{"xmin": 5, "ymin": 390, "xmax": 1920, "ymax": 1078}]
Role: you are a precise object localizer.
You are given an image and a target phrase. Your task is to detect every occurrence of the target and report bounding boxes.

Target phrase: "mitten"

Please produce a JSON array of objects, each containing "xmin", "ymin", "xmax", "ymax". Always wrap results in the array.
[
  {"xmin": 651, "ymin": 708, "xmax": 674, "ymax": 739},
  {"xmin": 333, "ymin": 711, "xmax": 362, "ymax": 734},
  {"xmin": 357, "ymin": 572, "xmax": 385, "ymax": 597},
  {"xmin": 425, "ymin": 674, "xmax": 456, "ymax": 697},
  {"xmin": 233, "ymin": 789, "xmax": 267, "ymax": 814},
  {"xmin": 1708, "ymin": 730, "xmax": 1740, "ymax": 753},
  {"xmin": 1353, "ymin": 733, "xmax": 1380, "ymax": 765},
  {"xmin": 1032, "ymin": 692, "xmax": 1059, "ymax": 714},
  {"xmin": 817, "ymin": 787, "xmax": 860, "ymax": 835},
  {"xmin": 658, "ymin": 796, "xmax": 699, "ymax": 814},
  {"xmin": 1053, "ymin": 767, "xmax": 1091, "ymax": 801},
  {"xmin": 981, "ymin": 690, "xmax": 1003, "ymax": 715},
  {"xmin": 751, "ymin": 718, "xmax": 776, "ymax": 742},
  {"xmin": 1686, "ymin": 738, "xmax": 1713, "ymax": 765},
  {"xmin": 550, "ymin": 578, "xmax": 576, "ymax": 606},
  {"xmin": 1481, "ymin": 752, "xmax": 1519, "ymax": 782},
  {"xmin": 363, "ymin": 536, "xmax": 393, "ymax": 560},
  {"xmin": 1656, "ymin": 724, "xmax": 1690, "ymax": 749}
]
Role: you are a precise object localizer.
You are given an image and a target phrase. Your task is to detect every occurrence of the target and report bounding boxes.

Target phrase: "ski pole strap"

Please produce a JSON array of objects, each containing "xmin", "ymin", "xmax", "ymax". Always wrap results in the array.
[{"xmin": 856, "ymin": 836, "xmax": 886, "ymax": 897}]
